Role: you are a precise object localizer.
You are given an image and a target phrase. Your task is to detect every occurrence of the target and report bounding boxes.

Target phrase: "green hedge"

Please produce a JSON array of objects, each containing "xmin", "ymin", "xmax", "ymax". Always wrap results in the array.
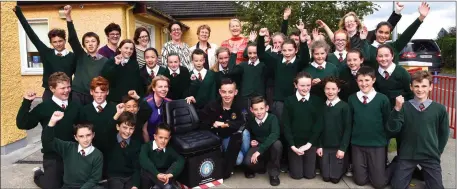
[{"xmin": 436, "ymin": 36, "xmax": 456, "ymax": 68}]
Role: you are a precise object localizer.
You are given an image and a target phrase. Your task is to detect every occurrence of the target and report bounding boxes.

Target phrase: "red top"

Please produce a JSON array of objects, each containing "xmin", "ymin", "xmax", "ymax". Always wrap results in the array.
[{"xmin": 220, "ymin": 36, "xmax": 249, "ymax": 64}]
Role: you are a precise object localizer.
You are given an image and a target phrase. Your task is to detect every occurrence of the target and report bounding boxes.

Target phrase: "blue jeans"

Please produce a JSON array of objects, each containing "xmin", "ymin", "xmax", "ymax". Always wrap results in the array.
[{"xmin": 222, "ymin": 129, "xmax": 251, "ymax": 165}]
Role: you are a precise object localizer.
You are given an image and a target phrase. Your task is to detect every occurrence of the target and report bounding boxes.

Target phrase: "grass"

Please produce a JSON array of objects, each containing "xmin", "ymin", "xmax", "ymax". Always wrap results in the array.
[
  {"xmin": 388, "ymin": 138, "xmax": 397, "ymax": 153},
  {"xmin": 441, "ymin": 67, "xmax": 456, "ymax": 75}
]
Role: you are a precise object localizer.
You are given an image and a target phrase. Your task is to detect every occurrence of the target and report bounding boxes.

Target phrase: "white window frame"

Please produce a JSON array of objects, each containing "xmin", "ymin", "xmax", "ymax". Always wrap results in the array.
[
  {"xmin": 135, "ymin": 20, "xmax": 156, "ymax": 48},
  {"xmin": 18, "ymin": 18, "xmax": 49, "ymax": 75}
]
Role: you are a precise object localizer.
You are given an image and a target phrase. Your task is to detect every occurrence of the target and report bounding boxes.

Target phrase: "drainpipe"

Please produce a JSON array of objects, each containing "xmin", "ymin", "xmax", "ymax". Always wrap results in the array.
[{"xmin": 126, "ymin": 4, "xmax": 135, "ymax": 38}]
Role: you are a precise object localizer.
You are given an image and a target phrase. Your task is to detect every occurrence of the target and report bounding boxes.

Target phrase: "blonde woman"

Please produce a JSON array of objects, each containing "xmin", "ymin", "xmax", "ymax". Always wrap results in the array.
[
  {"xmin": 190, "ymin": 25, "xmax": 218, "ymax": 69},
  {"xmin": 221, "ymin": 19, "xmax": 249, "ymax": 64}
]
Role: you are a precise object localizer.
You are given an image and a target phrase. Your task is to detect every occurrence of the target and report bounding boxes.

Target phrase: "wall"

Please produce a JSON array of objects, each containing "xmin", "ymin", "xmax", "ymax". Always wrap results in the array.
[
  {"xmin": 181, "ymin": 18, "xmax": 232, "ymax": 47},
  {"xmin": 132, "ymin": 13, "xmax": 168, "ymax": 51},
  {"xmin": 1, "ymin": 2, "xmax": 27, "ymax": 146}
]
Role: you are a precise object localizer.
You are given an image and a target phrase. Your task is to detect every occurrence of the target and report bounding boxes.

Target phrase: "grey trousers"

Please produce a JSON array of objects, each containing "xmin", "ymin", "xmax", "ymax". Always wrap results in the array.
[
  {"xmin": 352, "ymin": 145, "xmax": 394, "ymax": 189},
  {"xmin": 34, "ymin": 157, "xmax": 64, "ymax": 189},
  {"xmin": 391, "ymin": 159, "xmax": 443, "ymax": 189},
  {"xmin": 288, "ymin": 147, "xmax": 317, "ymax": 179},
  {"xmin": 107, "ymin": 176, "xmax": 134, "ymax": 189},
  {"xmin": 319, "ymin": 148, "xmax": 347, "ymax": 182},
  {"xmin": 244, "ymin": 140, "xmax": 283, "ymax": 177}
]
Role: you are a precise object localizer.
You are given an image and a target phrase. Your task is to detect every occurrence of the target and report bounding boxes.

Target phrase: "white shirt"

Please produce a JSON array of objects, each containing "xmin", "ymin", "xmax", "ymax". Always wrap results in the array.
[
  {"xmin": 152, "ymin": 140, "xmax": 166, "ymax": 152},
  {"xmin": 326, "ymin": 98, "xmax": 341, "ymax": 107},
  {"xmin": 378, "ymin": 63, "xmax": 396, "ymax": 77},
  {"xmin": 189, "ymin": 42, "xmax": 218, "ymax": 69},
  {"xmin": 351, "ymin": 69, "xmax": 358, "ymax": 76},
  {"xmin": 219, "ymin": 64, "xmax": 228, "ymax": 72},
  {"xmin": 55, "ymin": 49, "xmax": 69, "ymax": 56},
  {"xmin": 372, "ymin": 41, "xmax": 381, "ymax": 48},
  {"xmin": 311, "ymin": 61, "xmax": 327, "ymax": 69},
  {"xmin": 52, "ymin": 96, "xmax": 68, "ymax": 108},
  {"xmin": 248, "ymin": 59, "xmax": 260, "ymax": 66},
  {"xmin": 333, "ymin": 50, "xmax": 347, "ymax": 60},
  {"xmin": 192, "ymin": 68, "xmax": 208, "ymax": 81},
  {"xmin": 296, "ymin": 91, "xmax": 310, "ymax": 102},
  {"xmin": 255, "ymin": 113, "xmax": 269, "ymax": 125},
  {"xmin": 282, "ymin": 56, "xmax": 296, "ymax": 64},
  {"xmin": 121, "ymin": 58, "xmax": 129, "ymax": 65},
  {"xmin": 265, "ymin": 44, "xmax": 272, "ymax": 51},
  {"xmin": 356, "ymin": 88, "xmax": 377, "ymax": 104},
  {"xmin": 168, "ymin": 67, "xmax": 180, "ymax": 75},
  {"xmin": 78, "ymin": 144, "xmax": 95, "ymax": 156},
  {"xmin": 92, "ymin": 101, "xmax": 107, "ymax": 112},
  {"xmin": 147, "ymin": 65, "xmax": 160, "ymax": 77}
]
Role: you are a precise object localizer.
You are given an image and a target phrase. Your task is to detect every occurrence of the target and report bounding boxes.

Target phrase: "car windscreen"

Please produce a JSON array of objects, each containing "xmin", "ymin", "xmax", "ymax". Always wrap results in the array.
[{"xmin": 411, "ymin": 40, "xmax": 440, "ymax": 52}]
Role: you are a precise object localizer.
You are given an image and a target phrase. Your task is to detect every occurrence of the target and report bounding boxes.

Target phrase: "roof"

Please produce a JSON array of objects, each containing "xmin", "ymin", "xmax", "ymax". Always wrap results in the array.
[{"xmin": 146, "ymin": 1, "xmax": 237, "ymax": 19}]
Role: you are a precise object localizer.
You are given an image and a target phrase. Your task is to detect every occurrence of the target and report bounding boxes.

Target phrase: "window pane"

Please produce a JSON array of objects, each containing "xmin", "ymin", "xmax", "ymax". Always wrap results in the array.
[{"xmin": 25, "ymin": 22, "xmax": 48, "ymax": 68}]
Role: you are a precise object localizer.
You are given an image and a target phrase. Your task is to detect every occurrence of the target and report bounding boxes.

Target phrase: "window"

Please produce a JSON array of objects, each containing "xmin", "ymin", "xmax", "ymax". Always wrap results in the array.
[
  {"xmin": 18, "ymin": 18, "xmax": 49, "ymax": 75},
  {"xmin": 135, "ymin": 21, "xmax": 156, "ymax": 48}
]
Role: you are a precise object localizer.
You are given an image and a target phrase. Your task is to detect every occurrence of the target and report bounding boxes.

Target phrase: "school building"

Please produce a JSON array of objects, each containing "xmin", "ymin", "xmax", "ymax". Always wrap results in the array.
[{"xmin": 0, "ymin": 1, "xmax": 236, "ymax": 154}]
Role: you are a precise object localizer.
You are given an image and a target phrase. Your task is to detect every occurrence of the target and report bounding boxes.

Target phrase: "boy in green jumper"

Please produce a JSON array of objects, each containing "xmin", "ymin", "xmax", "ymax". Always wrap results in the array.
[
  {"xmin": 316, "ymin": 77, "xmax": 351, "ymax": 184},
  {"xmin": 244, "ymin": 96, "xmax": 282, "ymax": 186},
  {"xmin": 44, "ymin": 111, "xmax": 103, "ymax": 189},
  {"xmin": 64, "ymin": 5, "xmax": 108, "ymax": 105},
  {"xmin": 163, "ymin": 53, "xmax": 191, "ymax": 100},
  {"xmin": 185, "ymin": 49, "xmax": 217, "ymax": 109},
  {"xmin": 106, "ymin": 111, "xmax": 142, "ymax": 189},
  {"xmin": 388, "ymin": 71, "xmax": 449, "ymax": 189},
  {"xmin": 13, "ymin": 6, "xmax": 76, "ymax": 100},
  {"xmin": 139, "ymin": 123, "xmax": 185, "ymax": 189},
  {"xmin": 17, "ymin": 72, "xmax": 81, "ymax": 189},
  {"xmin": 348, "ymin": 66, "xmax": 393, "ymax": 189}
]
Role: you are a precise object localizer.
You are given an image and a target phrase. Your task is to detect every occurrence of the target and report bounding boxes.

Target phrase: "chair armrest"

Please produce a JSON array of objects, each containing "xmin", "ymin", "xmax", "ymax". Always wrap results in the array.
[{"xmin": 236, "ymin": 125, "xmax": 245, "ymax": 134}]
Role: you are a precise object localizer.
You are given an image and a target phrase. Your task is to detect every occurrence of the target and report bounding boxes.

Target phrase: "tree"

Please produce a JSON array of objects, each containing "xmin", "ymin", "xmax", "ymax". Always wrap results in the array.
[
  {"xmin": 436, "ymin": 26, "xmax": 456, "ymax": 69},
  {"xmin": 234, "ymin": 1, "xmax": 379, "ymax": 35}
]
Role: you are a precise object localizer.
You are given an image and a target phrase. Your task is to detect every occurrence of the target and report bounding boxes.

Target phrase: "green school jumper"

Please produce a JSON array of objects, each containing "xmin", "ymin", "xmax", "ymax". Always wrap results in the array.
[
  {"xmin": 15, "ymin": 6, "xmax": 76, "ymax": 90},
  {"xmin": 375, "ymin": 65, "xmax": 414, "ymax": 108},
  {"xmin": 283, "ymin": 95, "xmax": 324, "ymax": 147},
  {"xmin": 139, "ymin": 141, "xmax": 185, "ymax": 178},
  {"xmin": 16, "ymin": 99, "xmax": 81, "ymax": 158},
  {"xmin": 105, "ymin": 135, "xmax": 142, "ymax": 187},
  {"xmin": 338, "ymin": 67, "xmax": 359, "ymax": 102},
  {"xmin": 230, "ymin": 60, "xmax": 267, "ymax": 98},
  {"xmin": 163, "ymin": 66, "xmax": 191, "ymax": 100},
  {"xmin": 246, "ymin": 114, "xmax": 280, "ymax": 154},
  {"xmin": 327, "ymin": 53, "xmax": 346, "ymax": 71},
  {"xmin": 188, "ymin": 69, "xmax": 217, "ymax": 109},
  {"xmin": 303, "ymin": 62, "xmax": 339, "ymax": 100},
  {"xmin": 214, "ymin": 53, "xmax": 240, "ymax": 90},
  {"xmin": 386, "ymin": 102, "xmax": 449, "ymax": 162},
  {"xmin": 258, "ymin": 36, "xmax": 310, "ymax": 102},
  {"xmin": 42, "ymin": 126, "xmax": 103, "ymax": 189},
  {"xmin": 319, "ymin": 101, "xmax": 352, "ymax": 152},
  {"xmin": 67, "ymin": 21, "xmax": 108, "ymax": 96},
  {"xmin": 348, "ymin": 93, "xmax": 391, "ymax": 147}
]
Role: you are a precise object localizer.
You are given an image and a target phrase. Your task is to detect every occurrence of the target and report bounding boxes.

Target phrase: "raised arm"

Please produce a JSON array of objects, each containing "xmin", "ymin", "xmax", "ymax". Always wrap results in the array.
[
  {"xmin": 13, "ymin": 6, "xmax": 48, "ymax": 53},
  {"xmin": 16, "ymin": 93, "xmax": 40, "ymax": 130},
  {"xmin": 391, "ymin": 5, "xmax": 426, "ymax": 52},
  {"xmin": 367, "ymin": 2, "xmax": 404, "ymax": 43},
  {"xmin": 42, "ymin": 111, "xmax": 74, "ymax": 157},
  {"xmin": 64, "ymin": 5, "xmax": 85, "ymax": 57},
  {"xmin": 316, "ymin": 20, "xmax": 334, "ymax": 41},
  {"xmin": 101, "ymin": 57, "xmax": 121, "ymax": 82},
  {"xmin": 297, "ymin": 29, "xmax": 311, "ymax": 71},
  {"xmin": 258, "ymin": 28, "xmax": 278, "ymax": 70},
  {"xmin": 281, "ymin": 7, "xmax": 291, "ymax": 35}
]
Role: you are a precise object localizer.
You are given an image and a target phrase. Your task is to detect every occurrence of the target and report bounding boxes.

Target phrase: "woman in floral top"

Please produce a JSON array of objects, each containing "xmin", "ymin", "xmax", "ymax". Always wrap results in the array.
[{"xmin": 161, "ymin": 21, "xmax": 192, "ymax": 70}]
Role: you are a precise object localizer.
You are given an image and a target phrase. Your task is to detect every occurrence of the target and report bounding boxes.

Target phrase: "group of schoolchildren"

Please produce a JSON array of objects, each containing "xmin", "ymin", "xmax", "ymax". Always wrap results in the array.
[{"xmin": 13, "ymin": 2, "xmax": 449, "ymax": 189}]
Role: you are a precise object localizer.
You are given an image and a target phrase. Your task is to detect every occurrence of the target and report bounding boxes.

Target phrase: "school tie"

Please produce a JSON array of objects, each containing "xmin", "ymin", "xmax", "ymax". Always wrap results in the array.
[
  {"xmin": 249, "ymin": 62, "xmax": 255, "ymax": 66},
  {"xmin": 56, "ymin": 53, "xmax": 63, "ymax": 57},
  {"xmin": 91, "ymin": 56, "xmax": 97, "ymax": 60},
  {"xmin": 150, "ymin": 70, "xmax": 155, "ymax": 79},
  {"xmin": 362, "ymin": 96, "xmax": 368, "ymax": 104},
  {"xmin": 301, "ymin": 97, "xmax": 306, "ymax": 102},
  {"xmin": 352, "ymin": 71, "xmax": 357, "ymax": 78},
  {"xmin": 318, "ymin": 66, "xmax": 324, "ymax": 70},
  {"xmin": 198, "ymin": 72, "xmax": 203, "ymax": 81},
  {"xmin": 172, "ymin": 73, "xmax": 177, "ymax": 77},
  {"xmin": 61, "ymin": 104, "xmax": 66, "ymax": 110},
  {"xmin": 384, "ymin": 71, "xmax": 390, "ymax": 80},
  {"xmin": 328, "ymin": 102, "xmax": 333, "ymax": 107},
  {"xmin": 419, "ymin": 103, "xmax": 425, "ymax": 111},
  {"xmin": 80, "ymin": 149, "xmax": 86, "ymax": 157},
  {"xmin": 338, "ymin": 53, "xmax": 343, "ymax": 62},
  {"xmin": 155, "ymin": 148, "xmax": 163, "ymax": 153},
  {"xmin": 120, "ymin": 140, "xmax": 127, "ymax": 148},
  {"xmin": 223, "ymin": 69, "xmax": 228, "ymax": 74},
  {"xmin": 258, "ymin": 121, "xmax": 263, "ymax": 127},
  {"xmin": 97, "ymin": 105, "xmax": 103, "ymax": 113}
]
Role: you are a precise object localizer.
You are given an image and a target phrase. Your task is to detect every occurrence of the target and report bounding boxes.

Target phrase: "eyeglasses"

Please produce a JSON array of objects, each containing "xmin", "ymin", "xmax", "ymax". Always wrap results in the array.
[
  {"xmin": 171, "ymin": 28, "xmax": 181, "ymax": 32},
  {"xmin": 109, "ymin": 33, "xmax": 120, "ymax": 37},
  {"xmin": 345, "ymin": 20, "xmax": 355, "ymax": 25}
]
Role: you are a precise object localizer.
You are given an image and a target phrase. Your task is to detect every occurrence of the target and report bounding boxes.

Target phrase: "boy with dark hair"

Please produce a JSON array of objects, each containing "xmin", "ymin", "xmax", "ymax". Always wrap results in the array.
[
  {"xmin": 17, "ymin": 72, "xmax": 81, "ymax": 189},
  {"xmin": 64, "ymin": 5, "xmax": 108, "ymax": 105},
  {"xmin": 244, "ymin": 96, "xmax": 282, "ymax": 186},
  {"xmin": 105, "ymin": 111, "xmax": 142, "ymax": 189},
  {"xmin": 348, "ymin": 66, "xmax": 393, "ymax": 188},
  {"xmin": 13, "ymin": 6, "xmax": 76, "ymax": 100},
  {"xmin": 98, "ymin": 23, "xmax": 121, "ymax": 59},
  {"xmin": 43, "ymin": 111, "xmax": 103, "ymax": 189},
  {"xmin": 388, "ymin": 71, "xmax": 449, "ymax": 189},
  {"xmin": 139, "ymin": 123, "xmax": 185, "ymax": 189}
]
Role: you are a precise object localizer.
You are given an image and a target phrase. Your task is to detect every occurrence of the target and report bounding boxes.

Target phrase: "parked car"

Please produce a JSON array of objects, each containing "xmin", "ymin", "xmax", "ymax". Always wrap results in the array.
[{"xmin": 399, "ymin": 39, "xmax": 443, "ymax": 74}]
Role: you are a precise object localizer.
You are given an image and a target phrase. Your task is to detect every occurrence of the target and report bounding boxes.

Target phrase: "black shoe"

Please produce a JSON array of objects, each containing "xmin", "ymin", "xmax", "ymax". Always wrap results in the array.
[
  {"xmin": 270, "ymin": 176, "xmax": 280, "ymax": 186},
  {"xmin": 32, "ymin": 167, "xmax": 43, "ymax": 179},
  {"xmin": 244, "ymin": 171, "xmax": 255, "ymax": 178},
  {"xmin": 322, "ymin": 177, "xmax": 330, "ymax": 182}
]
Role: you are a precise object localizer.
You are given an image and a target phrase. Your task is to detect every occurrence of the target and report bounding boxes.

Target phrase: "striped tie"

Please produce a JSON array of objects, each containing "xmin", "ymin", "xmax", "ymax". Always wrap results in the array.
[
  {"xmin": 120, "ymin": 140, "xmax": 127, "ymax": 148},
  {"xmin": 362, "ymin": 96, "xmax": 368, "ymax": 104},
  {"xmin": 80, "ymin": 149, "xmax": 85, "ymax": 157},
  {"xmin": 97, "ymin": 105, "xmax": 103, "ymax": 113},
  {"xmin": 419, "ymin": 103, "xmax": 425, "ymax": 111}
]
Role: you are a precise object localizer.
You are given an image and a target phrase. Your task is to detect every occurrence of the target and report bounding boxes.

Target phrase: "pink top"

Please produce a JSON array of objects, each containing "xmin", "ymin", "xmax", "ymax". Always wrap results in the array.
[{"xmin": 220, "ymin": 37, "xmax": 249, "ymax": 64}]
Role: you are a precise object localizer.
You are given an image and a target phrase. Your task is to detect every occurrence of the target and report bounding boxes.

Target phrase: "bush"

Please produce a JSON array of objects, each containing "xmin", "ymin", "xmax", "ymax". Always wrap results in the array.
[{"xmin": 436, "ymin": 36, "xmax": 456, "ymax": 68}]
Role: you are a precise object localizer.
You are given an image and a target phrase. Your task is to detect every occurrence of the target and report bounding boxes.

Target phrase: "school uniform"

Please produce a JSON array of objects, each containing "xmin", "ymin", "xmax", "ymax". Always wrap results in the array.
[
  {"xmin": 387, "ymin": 99, "xmax": 449, "ymax": 189},
  {"xmin": 139, "ymin": 65, "xmax": 166, "ymax": 94},
  {"xmin": 375, "ymin": 63, "xmax": 414, "ymax": 108},
  {"xmin": 101, "ymin": 58, "xmax": 144, "ymax": 103},
  {"xmin": 318, "ymin": 98, "xmax": 351, "ymax": 183},
  {"xmin": 15, "ymin": 6, "xmax": 76, "ymax": 101},
  {"xmin": 303, "ymin": 61, "xmax": 339, "ymax": 100},
  {"xmin": 244, "ymin": 113, "xmax": 282, "ymax": 177},
  {"xmin": 67, "ymin": 21, "xmax": 108, "ymax": 105},
  {"xmin": 339, "ymin": 67, "xmax": 359, "ymax": 102},
  {"xmin": 348, "ymin": 89, "xmax": 394, "ymax": 188},
  {"xmin": 163, "ymin": 66, "xmax": 191, "ymax": 100},
  {"xmin": 16, "ymin": 96, "xmax": 81, "ymax": 189},
  {"xmin": 190, "ymin": 42, "xmax": 218, "ymax": 69},
  {"xmin": 188, "ymin": 68, "xmax": 217, "ymax": 109},
  {"xmin": 282, "ymin": 92, "xmax": 324, "ymax": 179},
  {"xmin": 139, "ymin": 140, "xmax": 185, "ymax": 189},
  {"xmin": 214, "ymin": 53, "xmax": 240, "ymax": 90},
  {"xmin": 42, "ymin": 126, "xmax": 103, "ymax": 189},
  {"xmin": 105, "ymin": 134, "xmax": 142, "ymax": 189},
  {"xmin": 326, "ymin": 50, "xmax": 347, "ymax": 71}
]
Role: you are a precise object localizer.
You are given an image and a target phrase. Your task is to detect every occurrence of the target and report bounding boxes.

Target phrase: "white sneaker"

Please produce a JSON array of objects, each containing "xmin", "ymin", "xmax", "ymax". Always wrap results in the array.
[
  {"xmin": 315, "ymin": 169, "xmax": 320, "ymax": 175},
  {"xmin": 345, "ymin": 165, "xmax": 353, "ymax": 177},
  {"xmin": 32, "ymin": 167, "xmax": 42, "ymax": 172}
]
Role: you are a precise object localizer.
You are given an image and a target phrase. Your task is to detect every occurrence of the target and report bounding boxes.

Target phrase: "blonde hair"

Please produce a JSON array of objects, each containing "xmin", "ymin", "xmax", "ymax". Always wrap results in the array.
[
  {"xmin": 229, "ymin": 18, "xmax": 242, "ymax": 28},
  {"xmin": 147, "ymin": 75, "xmax": 170, "ymax": 95},
  {"xmin": 211, "ymin": 47, "xmax": 231, "ymax": 72},
  {"xmin": 197, "ymin": 24, "xmax": 211, "ymax": 36},
  {"xmin": 311, "ymin": 40, "xmax": 330, "ymax": 54},
  {"xmin": 338, "ymin": 12, "xmax": 362, "ymax": 32}
]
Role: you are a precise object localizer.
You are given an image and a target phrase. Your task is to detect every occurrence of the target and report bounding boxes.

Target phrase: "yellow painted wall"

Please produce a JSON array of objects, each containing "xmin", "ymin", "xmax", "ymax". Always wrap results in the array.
[
  {"xmin": 181, "ymin": 18, "xmax": 232, "ymax": 47},
  {"xmin": 132, "ymin": 14, "xmax": 168, "ymax": 51},
  {"xmin": 1, "ymin": 2, "xmax": 27, "ymax": 146}
]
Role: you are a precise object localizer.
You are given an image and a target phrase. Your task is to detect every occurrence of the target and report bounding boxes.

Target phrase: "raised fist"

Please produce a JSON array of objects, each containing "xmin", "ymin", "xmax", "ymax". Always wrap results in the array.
[
  {"xmin": 49, "ymin": 111, "xmax": 64, "ymax": 126},
  {"xmin": 394, "ymin": 95, "xmax": 405, "ymax": 111},
  {"xmin": 24, "ymin": 91, "xmax": 37, "ymax": 101}
]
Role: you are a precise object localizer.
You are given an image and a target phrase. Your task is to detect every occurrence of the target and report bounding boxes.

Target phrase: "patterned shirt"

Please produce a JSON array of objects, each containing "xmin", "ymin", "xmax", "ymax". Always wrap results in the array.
[
  {"xmin": 220, "ymin": 37, "xmax": 249, "ymax": 64},
  {"xmin": 98, "ymin": 45, "xmax": 116, "ymax": 59},
  {"xmin": 136, "ymin": 47, "xmax": 146, "ymax": 69},
  {"xmin": 161, "ymin": 41, "xmax": 192, "ymax": 70}
]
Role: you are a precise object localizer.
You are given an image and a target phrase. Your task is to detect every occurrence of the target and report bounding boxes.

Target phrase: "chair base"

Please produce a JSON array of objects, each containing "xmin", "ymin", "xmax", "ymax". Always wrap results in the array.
[{"xmin": 177, "ymin": 149, "xmax": 223, "ymax": 188}]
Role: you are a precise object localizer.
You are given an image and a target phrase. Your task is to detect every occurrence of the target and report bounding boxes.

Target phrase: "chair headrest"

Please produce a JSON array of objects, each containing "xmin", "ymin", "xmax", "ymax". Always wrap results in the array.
[{"xmin": 164, "ymin": 99, "xmax": 200, "ymax": 134}]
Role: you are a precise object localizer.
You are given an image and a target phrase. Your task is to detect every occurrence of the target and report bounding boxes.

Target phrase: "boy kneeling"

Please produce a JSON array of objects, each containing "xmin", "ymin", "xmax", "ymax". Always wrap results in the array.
[
  {"xmin": 139, "ymin": 123, "xmax": 184, "ymax": 189},
  {"xmin": 244, "ymin": 96, "xmax": 282, "ymax": 186},
  {"xmin": 44, "ymin": 111, "xmax": 103, "ymax": 189}
]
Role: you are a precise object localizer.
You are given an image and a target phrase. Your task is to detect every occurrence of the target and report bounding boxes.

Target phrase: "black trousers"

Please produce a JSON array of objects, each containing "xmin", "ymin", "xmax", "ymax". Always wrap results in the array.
[
  {"xmin": 391, "ymin": 159, "xmax": 443, "ymax": 189},
  {"xmin": 34, "ymin": 156, "xmax": 64, "ymax": 189},
  {"xmin": 319, "ymin": 148, "xmax": 348, "ymax": 182},
  {"xmin": 288, "ymin": 147, "xmax": 317, "ymax": 179},
  {"xmin": 42, "ymin": 89, "xmax": 53, "ymax": 101},
  {"xmin": 140, "ymin": 163, "xmax": 177, "ymax": 189},
  {"xmin": 71, "ymin": 90, "xmax": 93, "ymax": 106},
  {"xmin": 352, "ymin": 145, "xmax": 394, "ymax": 189},
  {"xmin": 108, "ymin": 176, "xmax": 134, "ymax": 189},
  {"xmin": 244, "ymin": 140, "xmax": 282, "ymax": 177}
]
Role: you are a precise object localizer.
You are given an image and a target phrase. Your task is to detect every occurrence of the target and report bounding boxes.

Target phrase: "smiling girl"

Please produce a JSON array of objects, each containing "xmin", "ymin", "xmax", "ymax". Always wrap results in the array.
[{"xmin": 139, "ymin": 48, "xmax": 166, "ymax": 93}]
